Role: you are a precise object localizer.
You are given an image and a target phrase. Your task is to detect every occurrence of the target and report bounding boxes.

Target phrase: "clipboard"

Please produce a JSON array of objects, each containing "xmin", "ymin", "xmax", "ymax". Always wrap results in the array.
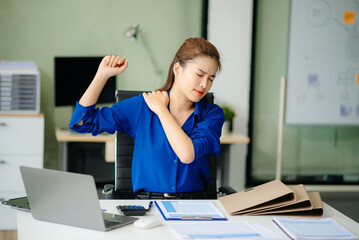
[
  {"xmin": 155, "ymin": 200, "xmax": 227, "ymax": 221},
  {"xmin": 219, "ymin": 180, "xmax": 296, "ymax": 215}
]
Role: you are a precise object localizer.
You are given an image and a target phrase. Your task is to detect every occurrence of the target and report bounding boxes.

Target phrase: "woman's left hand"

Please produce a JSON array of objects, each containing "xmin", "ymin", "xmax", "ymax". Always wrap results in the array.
[{"xmin": 142, "ymin": 91, "xmax": 169, "ymax": 115}]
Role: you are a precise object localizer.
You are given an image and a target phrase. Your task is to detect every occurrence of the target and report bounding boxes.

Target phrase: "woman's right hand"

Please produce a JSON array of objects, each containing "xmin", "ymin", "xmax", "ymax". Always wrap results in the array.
[
  {"xmin": 78, "ymin": 55, "xmax": 128, "ymax": 107},
  {"xmin": 97, "ymin": 55, "xmax": 128, "ymax": 79}
]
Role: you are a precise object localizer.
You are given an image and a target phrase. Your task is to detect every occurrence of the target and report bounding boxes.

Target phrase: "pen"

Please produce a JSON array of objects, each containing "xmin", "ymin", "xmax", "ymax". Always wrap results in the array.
[
  {"xmin": 180, "ymin": 216, "xmax": 213, "ymax": 220},
  {"xmin": 147, "ymin": 201, "xmax": 153, "ymax": 212}
]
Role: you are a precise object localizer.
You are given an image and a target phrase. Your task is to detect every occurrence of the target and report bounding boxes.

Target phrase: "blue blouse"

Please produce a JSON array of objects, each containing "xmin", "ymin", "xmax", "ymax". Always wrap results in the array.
[{"xmin": 69, "ymin": 94, "xmax": 224, "ymax": 193}]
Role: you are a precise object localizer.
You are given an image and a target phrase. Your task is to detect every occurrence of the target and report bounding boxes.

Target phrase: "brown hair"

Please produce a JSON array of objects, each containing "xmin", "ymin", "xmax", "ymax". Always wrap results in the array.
[{"xmin": 158, "ymin": 37, "xmax": 221, "ymax": 91}]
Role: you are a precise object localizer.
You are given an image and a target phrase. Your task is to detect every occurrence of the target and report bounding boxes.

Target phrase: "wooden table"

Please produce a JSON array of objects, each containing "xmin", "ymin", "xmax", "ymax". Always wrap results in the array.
[{"xmin": 55, "ymin": 127, "xmax": 250, "ymax": 186}]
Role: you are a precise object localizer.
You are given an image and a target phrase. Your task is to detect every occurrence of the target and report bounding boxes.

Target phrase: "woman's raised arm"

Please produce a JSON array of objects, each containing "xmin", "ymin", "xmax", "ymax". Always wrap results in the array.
[{"xmin": 79, "ymin": 55, "xmax": 128, "ymax": 107}]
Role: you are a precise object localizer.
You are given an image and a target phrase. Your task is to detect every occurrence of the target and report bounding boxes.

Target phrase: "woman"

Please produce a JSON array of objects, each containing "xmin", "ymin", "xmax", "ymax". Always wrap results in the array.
[{"xmin": 69, "ymin": 37, "xmax": 225, "ymax": 198}]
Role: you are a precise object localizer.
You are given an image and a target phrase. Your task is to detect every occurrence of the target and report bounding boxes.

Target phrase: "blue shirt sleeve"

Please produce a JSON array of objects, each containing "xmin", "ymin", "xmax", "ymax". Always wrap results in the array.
[
  {"xmin": 68, "ymin": 95, "xmax": 144, "ymax": 137},
  {"xmin": 190, "ymin": 104, "xmax": 225, "ymax": 159}
]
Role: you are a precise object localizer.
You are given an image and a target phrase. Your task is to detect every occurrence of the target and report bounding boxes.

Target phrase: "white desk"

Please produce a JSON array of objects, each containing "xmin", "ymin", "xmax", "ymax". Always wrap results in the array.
[{"xmin": 17, "ymin": 200, "xmax": 359, "ymax": 240}]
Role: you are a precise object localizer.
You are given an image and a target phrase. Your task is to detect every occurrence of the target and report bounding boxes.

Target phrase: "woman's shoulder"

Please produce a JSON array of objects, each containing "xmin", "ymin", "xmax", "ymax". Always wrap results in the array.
[
  {"xmin": 198, "ymin": 100, "xmax": 224, "ymax": 119},
  {"xmin": 199, "ymin": 98, "xmax": 222, "ymax": 110}
]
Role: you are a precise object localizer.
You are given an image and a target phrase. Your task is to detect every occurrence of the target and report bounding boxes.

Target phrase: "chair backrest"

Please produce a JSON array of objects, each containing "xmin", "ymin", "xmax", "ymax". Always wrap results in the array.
[{"xmin": 113, "ymin": 90, "xmax": 217, "ymax": 199}]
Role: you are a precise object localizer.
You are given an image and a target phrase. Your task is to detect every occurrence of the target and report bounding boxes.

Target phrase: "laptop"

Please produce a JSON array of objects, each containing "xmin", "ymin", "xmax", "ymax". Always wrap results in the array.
[{"xmin": 19, "ymin": 166, "xmax": 138, "ymax": 231}]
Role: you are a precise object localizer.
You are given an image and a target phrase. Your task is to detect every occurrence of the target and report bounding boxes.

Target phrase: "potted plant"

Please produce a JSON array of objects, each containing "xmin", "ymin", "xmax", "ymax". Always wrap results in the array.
[{"xmin": 221, "ymin": 105, "xmax": 235, "ymax": 135}]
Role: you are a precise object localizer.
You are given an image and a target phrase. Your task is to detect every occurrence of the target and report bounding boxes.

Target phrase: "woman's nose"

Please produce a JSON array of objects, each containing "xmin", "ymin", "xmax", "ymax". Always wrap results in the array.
[{"xmin": 200, "ymin": 78, "xmax": 207, "ymax": 89}]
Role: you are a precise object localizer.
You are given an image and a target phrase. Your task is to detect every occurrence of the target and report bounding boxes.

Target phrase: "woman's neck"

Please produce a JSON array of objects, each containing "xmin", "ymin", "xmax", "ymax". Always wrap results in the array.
[
  {"xmin": 168, "ymin": 88, "xmax": 195, "ymax": 127},
  {"xmin": 169, "ymin": 88, "xmax": 194, "ymax": 113}
]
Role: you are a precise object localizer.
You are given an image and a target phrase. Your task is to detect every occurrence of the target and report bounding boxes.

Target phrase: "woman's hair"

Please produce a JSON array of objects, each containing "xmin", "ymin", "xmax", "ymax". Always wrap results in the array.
[{"xmin": 158, "ymin": 37, "xmax": 221, "ymax": 91}]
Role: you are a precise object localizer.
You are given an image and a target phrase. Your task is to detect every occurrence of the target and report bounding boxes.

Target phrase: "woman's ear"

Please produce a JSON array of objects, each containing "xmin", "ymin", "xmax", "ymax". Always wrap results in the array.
[{"xmin": 173, "ymin": 62, "xmax": 181, "ymax": 76}]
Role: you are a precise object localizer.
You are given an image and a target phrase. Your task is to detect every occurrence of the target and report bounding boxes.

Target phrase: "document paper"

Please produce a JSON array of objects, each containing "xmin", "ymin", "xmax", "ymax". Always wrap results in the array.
[
  {"xmin": 169, "ymin": 222, "xmax": 284, "ymax": 239},
  {"xmin": 273, "ymin": 217, "xmax": 357, "ymax": 240},
  {"xmin": 155, "ymin": 200, "xmax": 227, "ymax": 220}
]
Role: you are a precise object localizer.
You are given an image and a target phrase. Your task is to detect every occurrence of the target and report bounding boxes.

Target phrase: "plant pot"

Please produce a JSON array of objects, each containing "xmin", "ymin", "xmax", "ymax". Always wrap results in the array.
[{"xmin": 222, "ymin": 120, "xmax": 233, "ymax": 135}]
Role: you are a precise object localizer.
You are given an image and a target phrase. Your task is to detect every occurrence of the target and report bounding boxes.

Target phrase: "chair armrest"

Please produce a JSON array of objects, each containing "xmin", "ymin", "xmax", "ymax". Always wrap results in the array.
[{"xmin": 102, "ymin": 184, "xmax": 115, "ymax": 195}]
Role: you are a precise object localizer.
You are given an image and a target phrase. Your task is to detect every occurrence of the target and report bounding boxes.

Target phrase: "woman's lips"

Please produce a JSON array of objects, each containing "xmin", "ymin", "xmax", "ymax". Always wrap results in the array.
[{"xmin": 194, "ymin": 90, "xmax": 204, "ymax": 96}]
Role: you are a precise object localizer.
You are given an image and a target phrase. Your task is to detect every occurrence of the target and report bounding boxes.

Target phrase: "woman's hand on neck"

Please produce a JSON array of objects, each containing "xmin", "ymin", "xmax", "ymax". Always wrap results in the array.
[{"xmin": 143, "ymin": 89, "xmax": 195, "ymax": 164}]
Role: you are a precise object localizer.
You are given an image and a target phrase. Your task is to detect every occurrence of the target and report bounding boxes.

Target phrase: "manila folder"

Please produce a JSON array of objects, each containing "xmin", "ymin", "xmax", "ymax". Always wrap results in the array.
[{"xmin": 219, "ymin": 180, "xmax": 295, "ymax": 215}]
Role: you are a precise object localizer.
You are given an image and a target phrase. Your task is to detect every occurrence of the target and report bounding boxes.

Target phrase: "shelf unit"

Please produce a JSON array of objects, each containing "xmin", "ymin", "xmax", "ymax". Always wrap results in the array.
[{"xmin": 0, "ymin": 113, "xmax": 44, "ymax": 230}]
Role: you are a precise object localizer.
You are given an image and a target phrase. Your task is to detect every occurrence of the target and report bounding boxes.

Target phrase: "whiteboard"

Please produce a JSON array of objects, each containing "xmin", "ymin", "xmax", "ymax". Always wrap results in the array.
[{"xmin": 286, "ymin": 0, "xmax": 359, "ymax": 125}]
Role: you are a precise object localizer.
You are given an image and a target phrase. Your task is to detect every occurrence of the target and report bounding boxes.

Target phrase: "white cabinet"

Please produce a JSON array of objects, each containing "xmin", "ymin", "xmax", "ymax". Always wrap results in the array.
[{"xmin": 0, "ymin": 114, "xmax": 44, "ymax": 230}]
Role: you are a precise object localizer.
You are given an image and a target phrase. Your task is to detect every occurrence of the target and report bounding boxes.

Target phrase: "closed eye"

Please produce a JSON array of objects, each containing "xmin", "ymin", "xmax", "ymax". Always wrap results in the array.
[{"xmin": 196, "ymin": 70, "xmax": 215, "ymax": 82}]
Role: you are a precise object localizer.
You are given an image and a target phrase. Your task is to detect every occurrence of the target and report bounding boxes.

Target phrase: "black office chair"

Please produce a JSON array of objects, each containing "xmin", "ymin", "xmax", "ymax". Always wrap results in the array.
[{"xmin": 103, "ymin": 90, "xmax": 236, "ymax": 199}]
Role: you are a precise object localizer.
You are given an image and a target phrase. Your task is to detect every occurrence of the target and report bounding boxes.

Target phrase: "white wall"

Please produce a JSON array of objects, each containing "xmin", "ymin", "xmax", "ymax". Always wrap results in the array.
[{"xmin": 208, "ymin": 0, "xmax": 253, "ymax": 191}]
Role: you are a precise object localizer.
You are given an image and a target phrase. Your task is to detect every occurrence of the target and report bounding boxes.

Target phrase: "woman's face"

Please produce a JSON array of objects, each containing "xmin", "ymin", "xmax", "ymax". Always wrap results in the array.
[{"xmin": 173, "ymin": 55, "xmax": 218, "ymax": 102}]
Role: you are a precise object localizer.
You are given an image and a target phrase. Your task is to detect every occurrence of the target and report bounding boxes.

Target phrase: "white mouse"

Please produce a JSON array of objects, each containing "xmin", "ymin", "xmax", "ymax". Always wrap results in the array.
[{"xmin": 133, "ymin": 219, "xmax": 162, "ymax": 229}]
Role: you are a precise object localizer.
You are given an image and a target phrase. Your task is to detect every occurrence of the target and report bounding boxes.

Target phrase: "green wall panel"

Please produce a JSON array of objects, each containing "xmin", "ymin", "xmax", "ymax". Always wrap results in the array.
[{"xmin": 0, "ymin": 0, "xmax": 202, "ymax": 169}]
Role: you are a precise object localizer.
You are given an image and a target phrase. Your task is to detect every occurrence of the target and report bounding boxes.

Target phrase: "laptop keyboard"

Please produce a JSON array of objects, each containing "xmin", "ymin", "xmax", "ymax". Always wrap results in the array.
[
  {"xmin": 103, "ymin": 212, "xmax": 137, "ymax": 229},
  {"xmin": 105, "ymin": 219, "xmax": 123, "ymax": 228}
]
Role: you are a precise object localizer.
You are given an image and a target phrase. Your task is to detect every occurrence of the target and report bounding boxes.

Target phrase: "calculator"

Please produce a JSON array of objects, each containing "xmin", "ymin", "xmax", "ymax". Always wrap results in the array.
[{"xmin": 116, "ymin": 201, "xmax": 153, "ymax": 216}]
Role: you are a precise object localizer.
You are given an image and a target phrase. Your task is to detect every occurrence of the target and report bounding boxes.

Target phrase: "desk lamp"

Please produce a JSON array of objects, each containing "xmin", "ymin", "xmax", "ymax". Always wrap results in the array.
[{"xmin": 124, "ymin": 24, "xmax": 163, "ymax": 88}]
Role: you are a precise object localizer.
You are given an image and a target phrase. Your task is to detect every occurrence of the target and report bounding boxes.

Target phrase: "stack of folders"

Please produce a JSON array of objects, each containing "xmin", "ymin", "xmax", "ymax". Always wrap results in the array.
[{"xmin": 219, "ymin": 180, "xmax": 323, "ymax": 217}]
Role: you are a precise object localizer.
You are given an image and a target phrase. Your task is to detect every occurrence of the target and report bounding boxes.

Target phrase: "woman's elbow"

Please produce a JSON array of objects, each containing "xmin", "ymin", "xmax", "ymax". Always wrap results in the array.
[
  {"xmin": 178, "ymin": 152, "xmax": 195, "ymax": 164},
  {"xmin": 76, "ymin": 120, "xmax": 84, "ymax": 126}
]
